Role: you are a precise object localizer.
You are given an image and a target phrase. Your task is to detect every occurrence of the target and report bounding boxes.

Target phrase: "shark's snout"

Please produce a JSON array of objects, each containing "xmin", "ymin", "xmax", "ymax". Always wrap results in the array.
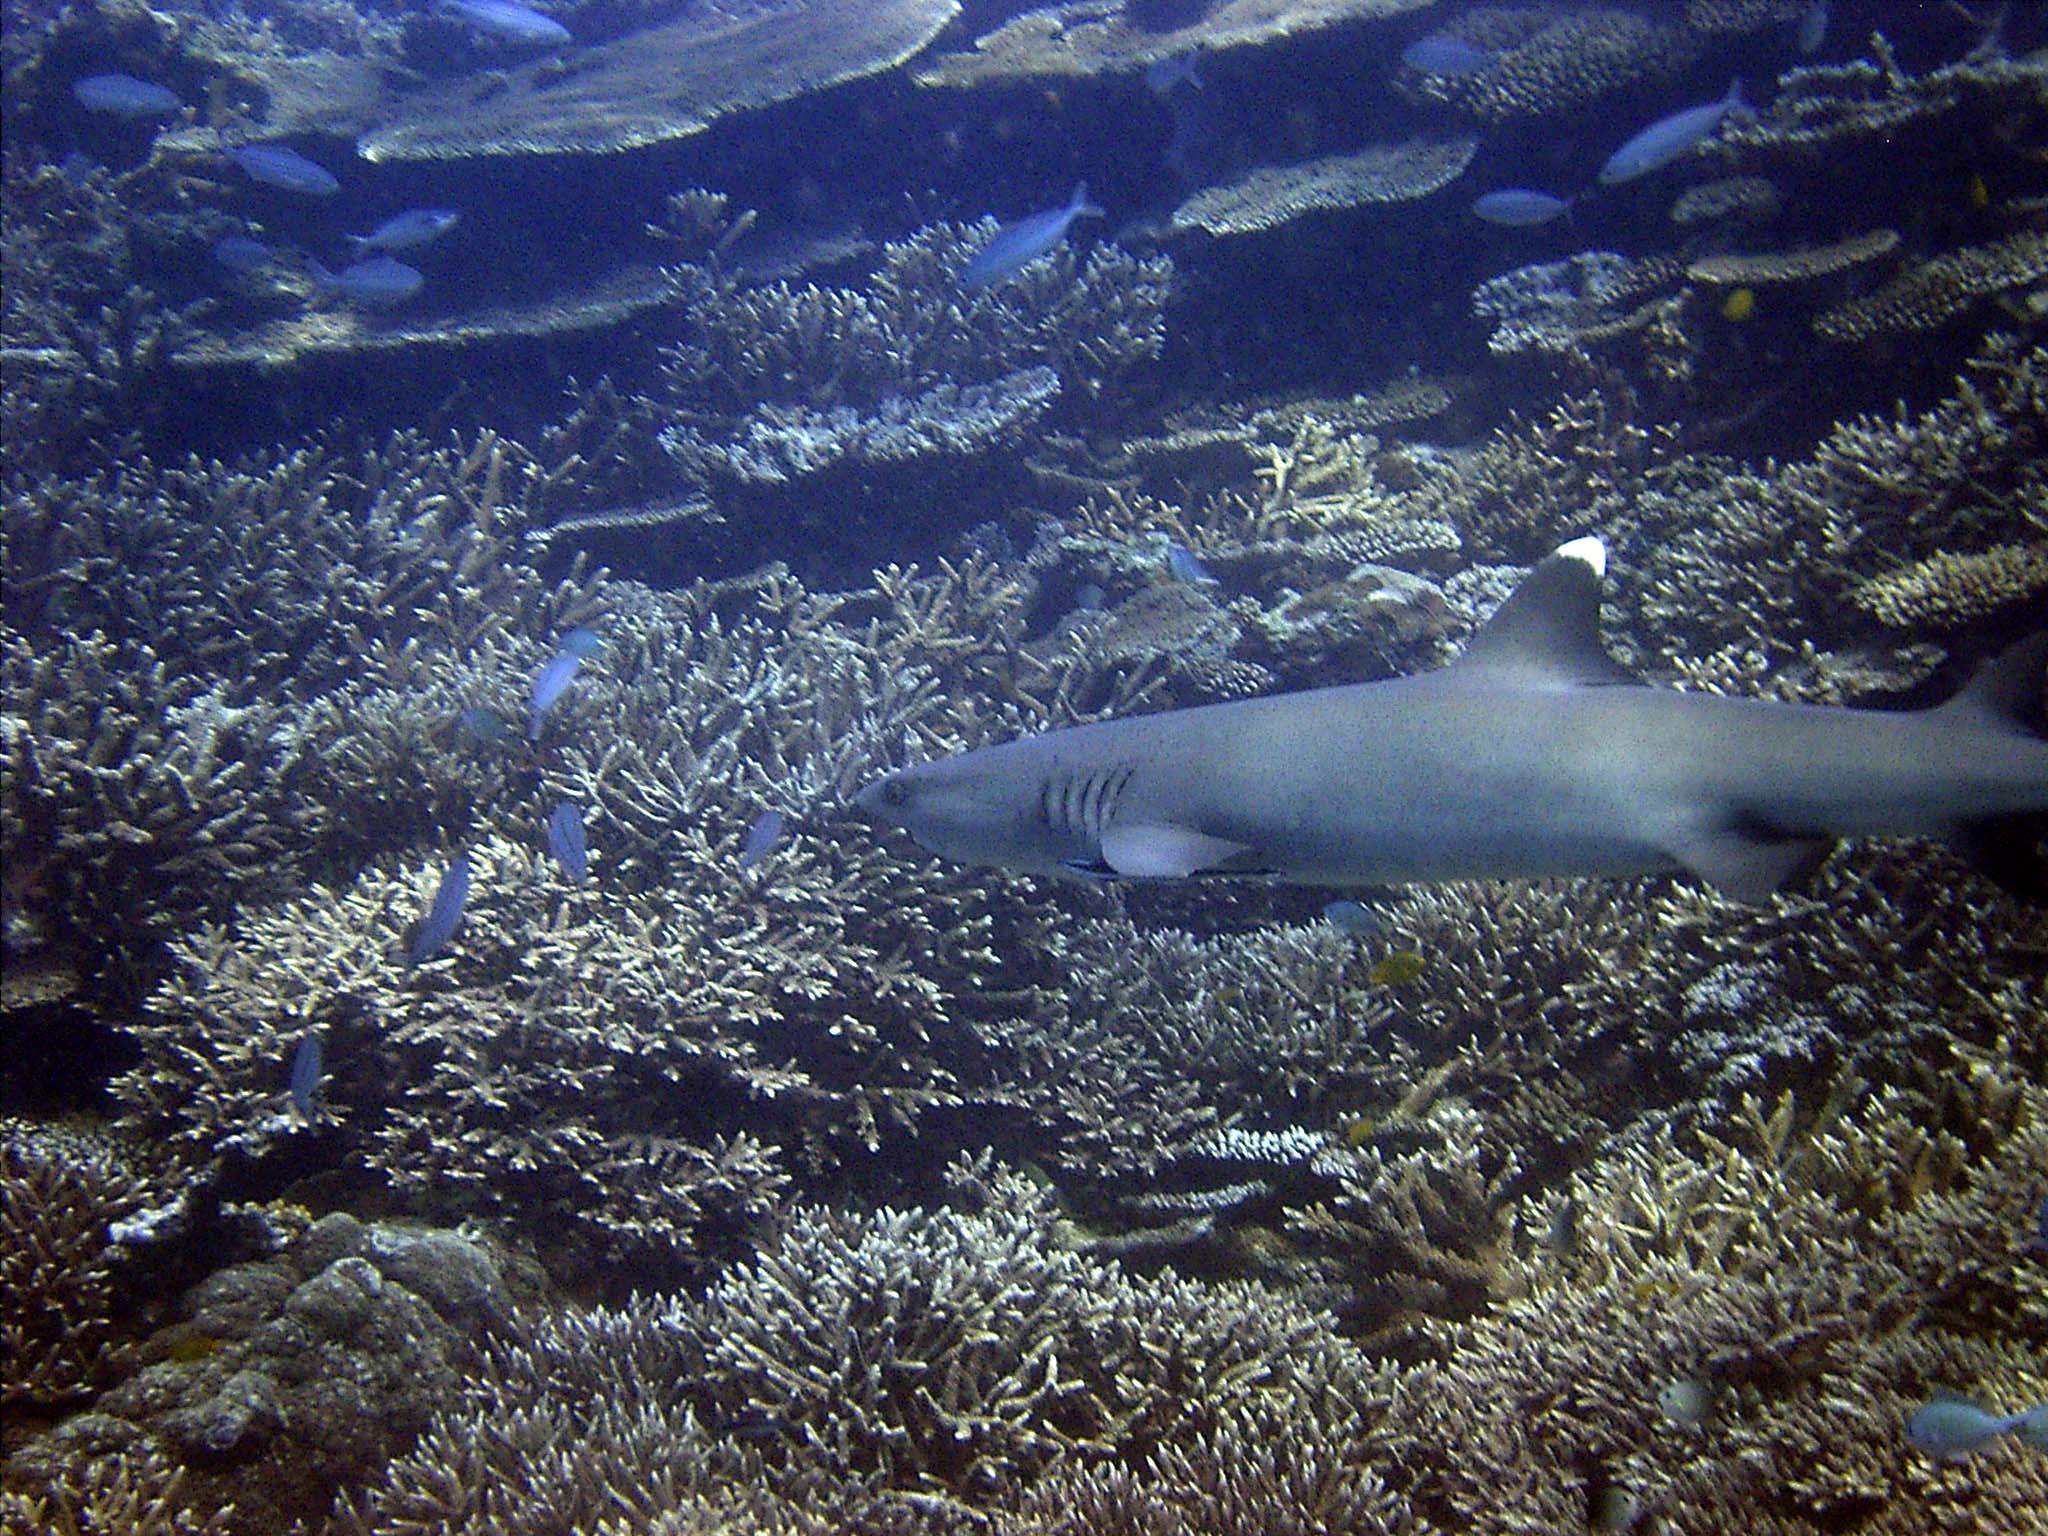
[{"xmin": 853, "ymin": 774, "xmax": 912, "ymax": 823}]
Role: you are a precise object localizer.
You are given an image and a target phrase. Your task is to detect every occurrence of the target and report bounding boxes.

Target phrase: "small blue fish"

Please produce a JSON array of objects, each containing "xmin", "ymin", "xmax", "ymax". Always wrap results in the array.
[
  {"xmin": 1906, "ymin": 1398, "xmax": 2048, "ymax": 1458},
  {"xmin": 212, "ymin": 235, "xmax": 276, "ymax": 273},
  {"xmin": 1658, "ymin": 1378, "xmax": 1713, "ymax": 1428},
  {"xmin": 289, "ymin": 1031, "xmax": 323, "ymax": 1118},
  {"xmin": 1165, "ymin": 543, "xmax": 1216, "ymax": 585},
  {"xmin": 456, "ymin": 706, "xmax": 516, "ymax": 745},
  {"xmin": 546, "ymin": 803, "xmax": 588, "ymax": 882},
  {"xmin": 1599, "ymin": 81, "xmax": 1745, "ymax": 185},
  {"xmin": 739, "ymin": 810, "xmax": 785, "ymax": 870},
  {"xmin": 960, "ymin": 184, "xmax": 1104, "ymax": 290},
  {"xmin": 2032, "ymin": 1194, "xmax": 2047, "ymax": 1252},
  {"xmin": 310, "ymin": 257, "xmax": 424, "ymax": 305},
  {"xmin": 73, "ymin": 73, "xmax": 182, "ymax": 117},
  {"xmin": 557, "ymin": 626, "xmax": 604, "ymax": 658},
  {"xmin": 1322, "ymin": 899, "xmax": 1384, "ymax": 935},
  {"xmin": 1401, "ymin": 34, "xmax": 1494, "ymax": 76},
  {"xmin": 527, "ymin": 650, "xmax": 583, "ymax": 739},
  {"xmin": 229, "ymin": 144, "xmax": 340, "ymax": 195},
  {"xmin": 348, "ymin": 208, "xmax": 460, "ymax": 255},
  {"xmin": 1472, "ymin": 189, "xmax": 1572, "ymax": 227},
  {"xmin": 1797, "ymin": 1, "xmax": 1828, "ymax": 53},
  {"xmin": 409, "ymin": 855, "xmax": 471, "ymax": 966},
  {"xmin": 437, "ymin": 0, "xmax": 572, "ymax": 44}
]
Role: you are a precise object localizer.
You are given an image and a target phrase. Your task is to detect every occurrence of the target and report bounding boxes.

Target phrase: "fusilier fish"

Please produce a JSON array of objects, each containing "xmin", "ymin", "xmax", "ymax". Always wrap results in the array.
[
  {"xmin": 1797, "ymin": 1, "xmax": 1828, "ymax": 53},
  {"xmin": 527, "ymin": 649, "xmax": 584, "ymax": 738},
  {"xmin": 72, "ymin": 73, "xmax": 182, "ymax": 117},
  {"xmin": 212, "ymin": 236, "xmax": 276, "ymax": 272},
  {"xmin": 857, "ymin": 537, "xmax": 2048, "ymax": 904},
  {"xmin": 409, "ymin": 855, "xmax": 471, "ymax": 966},
  {"xmin": 348, "ymin": 208, "xmax": 460, "ymax": 255},
  {"xmin": 959, "ymin": 184, "xmax": 1104, "ymax": 290},
  {"xmin": 229, "ymin": 144, "xmax": 340, "ymax": 195},
  {"xmin": 436, "ymin": 0, "xmax": 572, "ymax": 45},
  {"xmin": 546, "ymin": 803, "xmax": 588, "ymax": 882},
  {"xmin": 310, "ymin": 256, "xmax": 424, "ymax": 305},
  {"xmin": 740, "ymin": 810, "xmax": 786, "ymax": 870},
  {"xmin": 1600, "ymin": 82, "xmax": 1746, "ymax": 184},
  {"xmin": 289, "ymin": 1030, "xmax": 323, "ymax": 1119},
  {"xmin": 1906, "ymin": 1399, "xmax": 2048, "ymax": 1458},
  {"xmin": 1472, "ymin": 189, "xmax": 1572, "ymax": 226}
]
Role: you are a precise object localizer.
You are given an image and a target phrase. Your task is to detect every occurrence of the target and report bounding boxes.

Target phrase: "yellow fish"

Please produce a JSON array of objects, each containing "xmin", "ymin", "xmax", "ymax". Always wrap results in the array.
[
  {"xmin": 1721, "ymin": 286, "xmax": 1756, "ymax": 322},
  {"xmin": 1370, "ymin": 950, "xmax": 1427, "ymax": 986}
]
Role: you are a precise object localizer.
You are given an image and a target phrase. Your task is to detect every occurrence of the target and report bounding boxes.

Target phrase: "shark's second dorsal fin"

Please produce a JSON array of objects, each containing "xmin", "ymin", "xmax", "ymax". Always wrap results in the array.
[{"xmin": 1454, "ymin": 536, "xmax": 1639, "ymax": 688}]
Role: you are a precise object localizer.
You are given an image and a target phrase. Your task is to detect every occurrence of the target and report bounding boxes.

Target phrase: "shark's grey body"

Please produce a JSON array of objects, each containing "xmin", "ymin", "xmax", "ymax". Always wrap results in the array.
[{"xmin": 856, "ymin": 539, "xmax": 2048, "ymax": 902}]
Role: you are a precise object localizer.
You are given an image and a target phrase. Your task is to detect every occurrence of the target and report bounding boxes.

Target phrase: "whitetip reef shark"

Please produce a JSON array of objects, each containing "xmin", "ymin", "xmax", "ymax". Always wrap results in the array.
[{"xmin": 856, "ymin": 537, "xmax": 2048, "ymax": 903}]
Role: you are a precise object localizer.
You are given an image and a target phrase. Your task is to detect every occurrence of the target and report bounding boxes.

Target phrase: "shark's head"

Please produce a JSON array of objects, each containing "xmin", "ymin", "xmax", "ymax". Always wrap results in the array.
[{"xmin": 855, "ymin": 751, "xmax": 1065, "ymax": 874}]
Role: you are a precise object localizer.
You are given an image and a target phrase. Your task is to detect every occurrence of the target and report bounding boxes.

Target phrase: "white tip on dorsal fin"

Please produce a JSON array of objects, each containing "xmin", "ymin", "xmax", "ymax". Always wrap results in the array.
[
  {"xmin": 1553, "ymin": 535, "xmax": 1607, "ymax": 578},
  {"xmin": 1452, "ymin": 534, "xmax": 1636, "ymax": 688}
]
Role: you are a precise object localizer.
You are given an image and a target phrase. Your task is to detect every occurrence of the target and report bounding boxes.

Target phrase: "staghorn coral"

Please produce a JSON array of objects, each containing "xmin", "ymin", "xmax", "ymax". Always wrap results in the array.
[
  {"xmin": 692, "ymin": 367, "xmax": 1065, "ymax": 485},
  {"xmin": 1847, "ymin": 542, "xmax": 2048, "ymax": 630},
  {"xmin": 1384, "ymin": 1063, "xmax": 2048, "ymax": 1535},
  {"xmin": 657, "ymin": 222, "xmax": 1170, "ymax": 499},
  {"xmin": 0, "ymin": 151, "xmax": 212, "ymax": 472},
  {"xmin": 1167, "ymin": 137, "xmax": 1479, "ymax": 237},
  {"xmin": 1470, "ymin": 250, "xmax": 1688, "ymax": 362},
  {"xmin": 330, "ymin": 1161, "xmax": 1404, "ymax": 1533},
  {"xmin": 0, "ymin": 1119, "xmax": 179, "ymax": 1411},
  {"xmin": 0, "ymin": 631, "xmax": 313, "ymax": 946},
  {"xmin": 915, "ymin": 0, "xmax": 1432, "ymax": 88},
  {"xmin": 0, "ymin": 1442, "xmax": 233, "ymax": 1536},
  {"xmin": 1722, "ymin": 30, "xmax": 2048, "ymax": 157},
  {"xmin": 679, "ymin": 1156, "xmax": 1395, "ymax": 1500},
  {"xmin": 359, "ymin": 0, "xmax": 960, "ymax": 161}
]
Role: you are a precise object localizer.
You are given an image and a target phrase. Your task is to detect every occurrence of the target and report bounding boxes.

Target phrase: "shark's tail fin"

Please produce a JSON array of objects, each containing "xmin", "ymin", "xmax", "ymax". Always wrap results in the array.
[{"xmin": 1939, "ymin": 629, "xmax": 2047, "ymax": 902}]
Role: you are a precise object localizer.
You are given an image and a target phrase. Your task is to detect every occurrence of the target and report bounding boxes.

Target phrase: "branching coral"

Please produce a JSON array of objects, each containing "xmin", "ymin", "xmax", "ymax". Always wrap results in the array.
[
  {"xmin": 657, "ymin": 222, "xmax": 1171, "ymax": 490},
  {"xmin": 0, "ymin": 632, "xmax": 313, "ymax": 946},
  {"xmin": 1382, "ymin": 1064, "xmax": 2047, "ymax": 1535},
  {"xmin": 0, "ymin": 1119, "xmax": 180, "ymax": 1411}
]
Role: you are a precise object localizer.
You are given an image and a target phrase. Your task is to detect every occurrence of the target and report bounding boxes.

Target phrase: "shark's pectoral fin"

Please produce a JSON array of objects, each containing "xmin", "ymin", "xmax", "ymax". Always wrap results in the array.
[
  {"xmin": 1669, "ymin": 824, "xmax": 1832, "ymax": 903},
  {"xmin": 1100, "ymin": 823, "xmax": 1255, "ymax": 879}
]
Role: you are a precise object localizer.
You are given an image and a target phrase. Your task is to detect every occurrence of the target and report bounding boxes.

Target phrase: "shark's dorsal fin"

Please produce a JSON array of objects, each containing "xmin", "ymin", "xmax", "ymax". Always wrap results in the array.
[{"xmin": 1453, "ymin": 536, "xmax": 1639, "ymax": 688}]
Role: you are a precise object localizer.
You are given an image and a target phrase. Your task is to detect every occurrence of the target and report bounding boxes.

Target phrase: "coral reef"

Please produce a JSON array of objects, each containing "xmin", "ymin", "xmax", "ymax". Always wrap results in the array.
[
  {"xmin": 916, "ymin": 0, "xmax": 1433, "ymax": 87},
  {"xmin": 359, "ymin": 0, "xmax": 961, "ymax": 161},
  {"xmin": 1405, "ymin": 6, "xmax": 1701, "ymax": 121},
  {"xmin": 5, "ymin": 1212, "xmax": 515, "ymax": 1535},
  {"xmin": 0, "ymin": 1119, "xmax": 179, "ymax": 1412},
  {"xmin": 4, "ymin": 5, "xmax": 2046, "ymax": 1533}
]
